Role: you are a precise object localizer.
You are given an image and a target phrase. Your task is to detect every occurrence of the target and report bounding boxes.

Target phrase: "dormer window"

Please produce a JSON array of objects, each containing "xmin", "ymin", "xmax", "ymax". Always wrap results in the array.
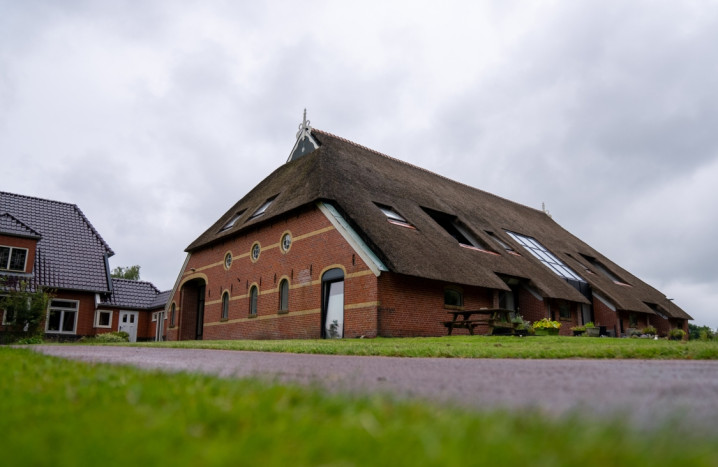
[
  {"xmin": 375, "ymin": 203, "xmax": 414, "ymax": 228},
  {"xmin": 219, "ymin": 210, "xmax": 246, "ymax": 232},
  {"xmin": 486, "ymin": 231, "xmax": 516, "ymax": 253},
  {"xmin": 505, "ymin": 231, "xmax": 585, "ymax": 282},
  {"xmin": 422, "ymin": 208, "xmax": 490, "ymax": 251},
  {"xmin": 0, "ymin": 246, "xmax": 28, "ymax": 272},
  {"xmin": 249, "ymin": 196, "xmax": 277, "ymax": 220},
  {"xmin": 580, "ymin": 254, "xmax": 631, "ymax": 286}
]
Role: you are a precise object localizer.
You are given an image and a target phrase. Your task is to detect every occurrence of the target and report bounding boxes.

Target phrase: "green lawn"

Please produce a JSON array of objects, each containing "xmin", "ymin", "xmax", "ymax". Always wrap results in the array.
[
  {"xmin": 118, "ymin": 335, "xmax": 718, "ymax": 359},
  {"xmin": 1, "ymin": 347, "xmax": 716, "ymax": 466}
]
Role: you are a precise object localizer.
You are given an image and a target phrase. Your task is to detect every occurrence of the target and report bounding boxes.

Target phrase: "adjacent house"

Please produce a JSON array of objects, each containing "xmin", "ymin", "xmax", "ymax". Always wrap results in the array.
[
  {"xmin": 166, "ymin": 118, "xmax": 691, "ymax": 341},
  {"xmin": 0, "ymin": 192, "xmax": 168, "ymax": 342}
]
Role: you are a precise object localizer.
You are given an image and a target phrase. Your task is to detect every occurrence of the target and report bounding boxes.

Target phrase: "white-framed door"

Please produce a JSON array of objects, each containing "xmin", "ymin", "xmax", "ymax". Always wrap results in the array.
[{"xmin": 118, "ymin": 311, "xmax": 139, "ymax": 342}]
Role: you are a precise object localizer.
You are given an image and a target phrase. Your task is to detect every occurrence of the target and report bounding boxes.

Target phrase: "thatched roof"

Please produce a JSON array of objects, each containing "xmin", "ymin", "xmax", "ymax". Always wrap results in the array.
[{"xmin": 186, "ymin": 129, "xmax": 690, "ymax": 320}]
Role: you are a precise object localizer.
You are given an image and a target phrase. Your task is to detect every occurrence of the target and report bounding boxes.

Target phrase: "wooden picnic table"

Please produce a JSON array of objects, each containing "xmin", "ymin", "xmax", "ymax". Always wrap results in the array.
[{"xmin": 443, "ymin": 308, "xmax": 514, "ymax": 336}]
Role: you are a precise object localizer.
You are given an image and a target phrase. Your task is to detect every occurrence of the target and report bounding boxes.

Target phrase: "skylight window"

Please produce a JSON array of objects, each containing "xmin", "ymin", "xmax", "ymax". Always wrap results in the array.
[
  {"xmin": 375, "ymin": 203, "xmax": 414, "ymax": 228},
  {"xmin": 219, "ymin": 210, "xmax": 246, "ymax": 232},
  {"xmin": 249, "ymin": 196, "xmax": 277, "ymax": 220},
  {"xmin": 505, "ymin": 231, "xmax": 585, "ymax": 282},
  {"xmin": 486, "ymin": 231, "xmax": 515, "ymax": 253},
  {"xmin": 422, "ymin": 208, "xmax": 490, "ymax": 251}
]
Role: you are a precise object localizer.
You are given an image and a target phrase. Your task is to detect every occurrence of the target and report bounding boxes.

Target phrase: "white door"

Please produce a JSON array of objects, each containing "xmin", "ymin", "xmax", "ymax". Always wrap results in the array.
[
  {"xmin": 118, "ymin": 311, "xmax": 138, "ymax": 342},
  {"xmin": 155, "ymin": 311, "xmax": 165, "ymax": 341},
  {"xmin": 324, "ymin": 281, "xmax": 344, "ymax": 338}
]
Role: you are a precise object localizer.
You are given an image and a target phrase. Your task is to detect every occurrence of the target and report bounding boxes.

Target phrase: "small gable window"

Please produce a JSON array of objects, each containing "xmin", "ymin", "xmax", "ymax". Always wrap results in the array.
[
  {"xmin": 444, "ymin": 288, "xmax": 463, "ymax": 308},
  {"xmin": 219, "ymin": 210, "xmax": 245, "ymax": 232},
  {"xmin": 249, "ymin": 196, "xmax": 277, "ymax": 220},
  {"xmin": 221, "ymin": 291, "xmax": 230, "ymax": 320},
  {"xmin": 224, "ymin": 252, "xmax": 233, "ymax": 270},
  {"xmin": 375, "ymin": 203, "xmax": 414, "ymax": 228},
  {"xmin": 279, "ymin": 279, "xmax": 289, "ymax": 312},
  {"xmin": 249, "ymin": 285, "xmax": 258, "ymax": 316},
  {"xmin": 0, "ymin": 246, "xmax": 28, "ymax": 272}
]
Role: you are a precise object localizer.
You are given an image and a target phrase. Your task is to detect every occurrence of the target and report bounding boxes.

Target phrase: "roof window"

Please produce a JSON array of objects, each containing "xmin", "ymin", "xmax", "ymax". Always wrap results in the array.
[
  {"xmin": 219, "ymin": 210, "xmax": 246, "ymax": 232},
  {"xmin": 505, "ymin": 231, "xmax": 585, "ymax": 282},
  {"xmin": 580, "ymin": 254, "xmax": 631, "ymax": 286},
  {"xmin": 249, "ymin": 196, "xmax": 277, "ymax": 220},
  {"xmin": 486, "ymin": 231, "xmax": 516, "ymax": 254},
  {"xmin": 375, "ymin": 203, "xmax": 414, "ymax": 228},
  {"xmin": 422, "ymin": 208, "xmax": 491, "ymax": 251}
]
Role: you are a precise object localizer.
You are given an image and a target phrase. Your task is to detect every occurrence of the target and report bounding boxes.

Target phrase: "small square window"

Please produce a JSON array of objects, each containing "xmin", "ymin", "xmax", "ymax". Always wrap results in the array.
[
  {"xmin": 95, "ymin": 310, "xmax": 112, "ymax": 328},
  {"xmin": 444, "ymin": 288, "xmax": 463, "ymax": 307}
]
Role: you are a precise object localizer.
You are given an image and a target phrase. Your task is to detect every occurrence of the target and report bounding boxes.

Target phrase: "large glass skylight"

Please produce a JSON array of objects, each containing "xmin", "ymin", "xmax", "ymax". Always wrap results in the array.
[
  {"xmin": 249, "ymin": 196, "xmax": 277, "ymax": 220},
  {"xmin": 505, "ymin": 231, "xmax": 585, "ymax": 282}
]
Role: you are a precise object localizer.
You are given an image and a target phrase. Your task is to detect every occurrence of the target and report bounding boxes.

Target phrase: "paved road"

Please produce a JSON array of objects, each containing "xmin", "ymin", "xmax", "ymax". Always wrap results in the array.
[{"xmin": 32, "ymin": 345, "xmax": 718, "ymax": 429}]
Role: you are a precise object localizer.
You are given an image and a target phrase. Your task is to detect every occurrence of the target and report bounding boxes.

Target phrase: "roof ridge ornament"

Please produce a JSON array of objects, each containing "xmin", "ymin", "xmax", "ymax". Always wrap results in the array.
[{"xmin": 287, "ymin": 108, "xmax": 320, "ymax": 162}]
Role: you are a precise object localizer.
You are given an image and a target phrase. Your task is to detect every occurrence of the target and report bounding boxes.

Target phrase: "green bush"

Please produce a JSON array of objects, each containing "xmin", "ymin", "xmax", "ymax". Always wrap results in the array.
[
  {"xmin": 82, "ymin": 332, "xmax": 130, "ymax": 343},
  {"xmin": 642, "ymin": 326, "xmax": 657, "ymax": 336},
  {"xmin": 13, "ymin": 336, "xmax": 44, "ymax": 345},
  {"xmin": 668, "ymin": 329, "xmax": 686, "ymax": 341}
]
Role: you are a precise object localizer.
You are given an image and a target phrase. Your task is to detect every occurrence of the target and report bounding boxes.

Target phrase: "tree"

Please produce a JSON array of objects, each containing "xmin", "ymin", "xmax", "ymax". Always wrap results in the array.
[
  {"xmin": 688, "ymin": 323, "xmax": 716, "ymax": 341},
  {"xmin": 0, "ymin": 281, "xmax": 53, "ymax": 338},
  {"xmin": 111, "ymin": 265, "xmax": 141, "ymax": 280}
]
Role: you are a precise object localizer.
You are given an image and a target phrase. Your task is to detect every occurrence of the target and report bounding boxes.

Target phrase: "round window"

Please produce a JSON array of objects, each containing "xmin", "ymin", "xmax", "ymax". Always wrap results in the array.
[
  {"xmin": 251, "ymin": 242, "xmax": 261, "ymax": 262},
  {"xmin": 281, "ymin": 232, "xmax": 292, "ymax": 252},
  {"xmin": 224, "ymin": 252, "xmax": 232, "ymax": 269}
]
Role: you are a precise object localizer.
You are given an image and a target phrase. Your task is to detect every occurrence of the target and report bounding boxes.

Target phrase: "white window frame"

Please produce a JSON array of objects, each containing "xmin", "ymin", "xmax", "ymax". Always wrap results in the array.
[
  {"xmin": 151, "ymin": 312, "xmax": 157, "ymax": 322},
  {"xmin": 0, "ymin": 245, "xmax": 29, "ymax": 272},
  {"xmin": 45, "ymin": 299, "xmax": 80, "ymax": 334},
  {"xmin": 94, "ymin": 309, "xmax": 113, "ymax": 328}
]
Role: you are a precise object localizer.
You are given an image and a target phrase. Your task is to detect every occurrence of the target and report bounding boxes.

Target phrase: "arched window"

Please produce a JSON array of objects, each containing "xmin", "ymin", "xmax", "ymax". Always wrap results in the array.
[
  {"xmin": 279, "ymin": 279, "xmax": 289, "ymax": 311},
  {"xmin": 249, "ymin": 285, "xmax": 258, "ymax": 316},
  {"xmin": 221, "ymin": 291, "xmax": 229, "ymax": 320}
]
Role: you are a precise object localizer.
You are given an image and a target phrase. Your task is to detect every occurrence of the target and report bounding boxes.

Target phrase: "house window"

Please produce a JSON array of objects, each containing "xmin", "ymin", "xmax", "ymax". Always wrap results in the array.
[
  {"xmin": 580, "ymin": 254, "xmax": 630, "ymax": 286},
  {"xmin": 559, "ymin": 302, "xmax": 571, "ymax": 319},
  {"xmin": 221, "ymin": 291, "xmax": 230, "ymax": 320},
  {"xmin": 46, "ymin": 299, "xmax": 79, "ymax": 334},
  {"xmin": 249, "ymin": 196, "xmax": 277, "ymax": 220},
  {"xmin": 444, "ymin": 288, "xmax": 463, "ymax": 308},
  {"xmin": 279, "ymin": 279, "xmax": 289, "ymax": 312},
  {"xmin": 2, "ymin": 297, "xmax": 15, "ymax": 325},
  {"xmin": 249, "ymin": 285, "xmax": 258, "ymax": 316},
  {"xmin": 170, "ymin": 302, "xmax": 176, "ymax": 327},
  {"xmin": 422, "ymin": 208, "xmax": 488, "ymax": 250},
  {"xmin": 0, "ymin": 246, "xmax": 28, "ymax": 272},
  {"xmin": 505, "ymin": 231, "xmax": 585, "ymax": 282},
  {"xmin": 151, "ymin": 312, "xmax": 157, "ymax": 322},
  {"xmin": 95, "ymin": 310, "xmax": 112, "ymax": 328},
  {"xmin": 486, "ymin": 232, "xmax": 514, "ymax": 253},
  {"xmin": 224, "ymin": 252, "xmax": 233, "ymax": 269},
  {"xmin": 280, "ymin": 232, "xmax": 292, "ymax": 253},
  {"xmin": 629, "ymin": 312, "xmax": 638, "ymax": 327},
  {"xmin": 219, "ymin": 210, "xmax": 245, "ymax": 232},
  {"xmin": 250, "ymin": 242, "xmax": 261, "ymax": 262},
  {"xmin": 375, "ymin": 203, "xmax": 414, "ymax": 228}
]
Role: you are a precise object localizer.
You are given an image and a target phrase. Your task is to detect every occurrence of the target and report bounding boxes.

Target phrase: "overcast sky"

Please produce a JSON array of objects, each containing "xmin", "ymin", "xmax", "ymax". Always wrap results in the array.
[{"xmin": 2, "ymin": 0, "xmax": 717, "ymax": 328}]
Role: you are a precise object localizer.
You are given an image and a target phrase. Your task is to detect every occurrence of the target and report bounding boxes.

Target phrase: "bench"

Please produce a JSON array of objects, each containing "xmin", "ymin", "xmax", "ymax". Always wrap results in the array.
[{"xmin": 442, "ymin": 319, "xmax": 491, "ymax": 336}]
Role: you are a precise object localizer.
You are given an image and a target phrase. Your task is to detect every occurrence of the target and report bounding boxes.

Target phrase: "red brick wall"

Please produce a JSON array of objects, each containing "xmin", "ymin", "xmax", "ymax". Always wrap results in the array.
[
  {"xmin": 168, "ymin": 205, "xmax": 378, "ymax": 340},
  {"xmin": 593, "ymin": 297, "xmax": 618, "ymax": 335},
  {"xmin": 516, "ymin": 287, "xmax": 549, "ymax": 328},
  {"xmin": 376, "ymin": 273, "xmax": 493, "ymax": 337}
]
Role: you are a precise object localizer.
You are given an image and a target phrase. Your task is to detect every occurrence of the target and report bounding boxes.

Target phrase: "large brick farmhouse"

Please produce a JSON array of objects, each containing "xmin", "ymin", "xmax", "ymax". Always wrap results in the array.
[
  {"xmin": 1, "ymin": 192, "xmax": 168, "ymax": 342},
  {"xmin": 166, "ymin": 117, "xmax": 691, "ymax": 340}
]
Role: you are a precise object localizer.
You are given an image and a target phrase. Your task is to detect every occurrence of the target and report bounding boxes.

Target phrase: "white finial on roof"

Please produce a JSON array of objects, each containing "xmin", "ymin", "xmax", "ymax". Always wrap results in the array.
[
  {"xmin": 542, "ymin": 202, "xmax": 552, "ymax": 218},
  {"xmin": 296, "ymin": 108, "xmax": 312, "ymax": 139},
  {"xmin": 287, "ymin": 109, "xmax": 319, "ymax": 162}
]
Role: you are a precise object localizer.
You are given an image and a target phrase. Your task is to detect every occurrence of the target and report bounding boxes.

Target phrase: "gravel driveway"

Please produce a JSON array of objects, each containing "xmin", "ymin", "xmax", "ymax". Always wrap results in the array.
[{"xmin": 32, "ymin": 345, "xmax": 718, "ymax": 430}]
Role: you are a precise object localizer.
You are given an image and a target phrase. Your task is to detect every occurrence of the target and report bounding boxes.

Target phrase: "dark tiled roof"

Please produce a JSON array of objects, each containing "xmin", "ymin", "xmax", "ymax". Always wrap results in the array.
[
  {"xmin": 1, "ymin": 192, "xmax": 114, "ymax": 292},
  {"xmin": 186, "ymin": 130, "xmax": 691, "ymax": 320},
  {"xmin": 100, "ymin": 278, "xmax": 168, "ymax": 310},
  {"xmin": 0, "ymin": 213, "xmax": 42, "ymax": 239}
]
